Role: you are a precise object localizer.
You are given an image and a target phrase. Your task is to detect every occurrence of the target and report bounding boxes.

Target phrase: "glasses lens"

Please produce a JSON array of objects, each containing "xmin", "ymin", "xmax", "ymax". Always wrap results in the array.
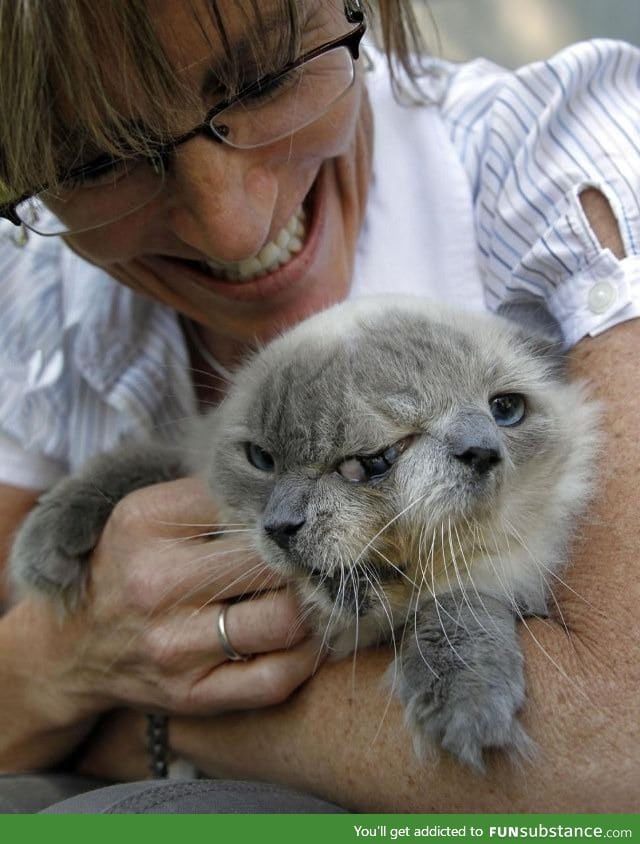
[
  {"xmin": 14, "ymin": 155, "xmax": 165, "ymax": 236},
  {"xmin": 209, "ymin": 45, "xmax": 356, "ymax": 150}
]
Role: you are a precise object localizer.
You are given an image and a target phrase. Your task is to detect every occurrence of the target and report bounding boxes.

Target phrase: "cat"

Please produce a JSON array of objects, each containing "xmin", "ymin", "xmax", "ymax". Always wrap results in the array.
[{"xmin": 9, "ymin": 296, "xmax": 600, "ymax": 771}]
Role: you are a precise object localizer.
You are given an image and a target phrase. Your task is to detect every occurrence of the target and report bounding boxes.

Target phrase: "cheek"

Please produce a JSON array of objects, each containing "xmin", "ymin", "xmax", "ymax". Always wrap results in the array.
[
  {"xmin": 504, "ymin": 417, "xmax": 557, "ymax": 465},
  {"xmin": 64, "ymin": 216, "xmax": 151, "ymax": 264},
  {"xmin": 208, "ymin": 458, "xmax": 272, "ymax": 520}
]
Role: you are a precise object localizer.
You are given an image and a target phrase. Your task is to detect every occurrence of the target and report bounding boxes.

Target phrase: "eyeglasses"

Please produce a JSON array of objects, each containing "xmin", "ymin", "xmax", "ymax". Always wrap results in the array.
[{"xmin": 1, "ymin": 2, "xmax": 366, "ymax": 237}]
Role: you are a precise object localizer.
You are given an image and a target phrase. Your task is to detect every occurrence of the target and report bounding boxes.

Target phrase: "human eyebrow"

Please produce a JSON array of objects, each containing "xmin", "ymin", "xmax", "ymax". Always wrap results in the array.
[{"xmin": 199, "ymin": 4, "xmax": 316, "ymax": 102}]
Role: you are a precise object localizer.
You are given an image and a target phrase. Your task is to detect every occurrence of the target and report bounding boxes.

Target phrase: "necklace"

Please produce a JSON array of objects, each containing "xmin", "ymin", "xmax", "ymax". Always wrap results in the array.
[{"xmin": 183, "ymin": 318, "xmax": 234, "ymax": 382}]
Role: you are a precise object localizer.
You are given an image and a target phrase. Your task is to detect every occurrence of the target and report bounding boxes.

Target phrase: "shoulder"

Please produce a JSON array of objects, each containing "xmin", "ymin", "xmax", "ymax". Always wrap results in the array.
[
  {"xmin": 0, "ymin": 228, "xmax": 66, "ymax": 370},
  {"xmin": 0, "ymin": 230, "xmax": 173, "ymax": 471},
  {"xmin": 439, "ymin": 38, "xmax": 640, "ymax": 137}
]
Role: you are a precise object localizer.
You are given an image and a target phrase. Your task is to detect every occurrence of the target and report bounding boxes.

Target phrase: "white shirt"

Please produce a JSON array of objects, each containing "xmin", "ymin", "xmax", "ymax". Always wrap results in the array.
[{"xmin": 1, "ymin": 40, "xmax": 639, "ymax": 489}]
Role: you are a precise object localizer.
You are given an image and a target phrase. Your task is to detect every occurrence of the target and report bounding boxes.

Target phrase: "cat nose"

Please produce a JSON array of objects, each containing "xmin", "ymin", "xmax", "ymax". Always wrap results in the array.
[
  {"xmin": 454, "ymin": 445, "xmax": 502, "ymax": 475},
  {"xmin": 263, "ymin": 517, "xmax": 306, "ymax": 550}
]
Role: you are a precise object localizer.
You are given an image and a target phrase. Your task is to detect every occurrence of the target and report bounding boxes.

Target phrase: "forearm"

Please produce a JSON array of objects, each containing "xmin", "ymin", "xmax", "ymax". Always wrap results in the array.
[
  {"xmin": 0, "ymin": 600, "xmax": 99, "ymax": 772},
  {"xmin": 170, "ymin": 621, "xmax": 634, "ymax": 813}
]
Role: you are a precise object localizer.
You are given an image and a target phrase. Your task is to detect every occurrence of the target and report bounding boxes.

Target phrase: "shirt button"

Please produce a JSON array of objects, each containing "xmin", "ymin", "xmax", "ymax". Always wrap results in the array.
[{"xmin": 587, "ymin": 281, "xmax": 617, "ymax": 315}]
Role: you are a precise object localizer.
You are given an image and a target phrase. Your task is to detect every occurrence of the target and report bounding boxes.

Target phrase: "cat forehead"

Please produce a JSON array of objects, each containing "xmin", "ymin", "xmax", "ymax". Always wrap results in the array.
[{"xmin": 239, "ymin": 304, "xmax": 508, "ymax": 445}]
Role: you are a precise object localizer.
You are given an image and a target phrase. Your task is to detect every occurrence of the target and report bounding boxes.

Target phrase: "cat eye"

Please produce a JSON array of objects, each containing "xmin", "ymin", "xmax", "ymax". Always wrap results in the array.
[
  {"xmin": 489, "ymin": 394, "xmax": 526, "ymax": 427},
  {"xmin": 245, "ymin": 442, "xmax": 275, "ymax": 472},
  {"xmin": 336, "ymin": 438, "xmax": 411, "ymax": 484}
]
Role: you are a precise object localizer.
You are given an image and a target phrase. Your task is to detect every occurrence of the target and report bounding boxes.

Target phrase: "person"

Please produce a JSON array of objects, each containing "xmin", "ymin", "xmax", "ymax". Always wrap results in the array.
[{"xmin": 0, "ymin": 0, "xmax": 638, "ymax": 814}]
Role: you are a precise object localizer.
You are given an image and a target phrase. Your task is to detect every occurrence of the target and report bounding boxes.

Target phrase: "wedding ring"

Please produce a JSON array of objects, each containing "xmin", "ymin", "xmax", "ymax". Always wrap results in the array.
[{"xmin": 216, "ymin": 604, "xmax": 251, "ymax": 662}]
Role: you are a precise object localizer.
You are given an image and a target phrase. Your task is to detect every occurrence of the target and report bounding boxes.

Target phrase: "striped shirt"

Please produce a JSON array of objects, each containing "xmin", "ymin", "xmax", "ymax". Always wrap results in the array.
[{"xmin": 1, "ymin": 39, "xmax": 639, "ymax": 489}]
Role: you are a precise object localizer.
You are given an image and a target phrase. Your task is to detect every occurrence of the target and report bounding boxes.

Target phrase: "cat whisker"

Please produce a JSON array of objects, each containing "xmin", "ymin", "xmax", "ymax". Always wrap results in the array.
[
  {"xmin": 433, "ymin": 528, "xmax": 499, "ymax": 682},
  {"xmin": 445, "ymin": 517, "xmax": 500, "ymax": 646},
  {"xmin": 316, "ymin": 561, "xmax": 347, "ymax": 661},
  {"xmin": 476, "ymin": 522, "xmax": 598, "ymax": 709},
  {"xmin": 497, "ymin": 516, "xmax": 576, "ymax": 645},
  {"xmin": 369, "ymin": 547, "xmax": 418, "ymax": 590},
  {"xmin": 451, "ymin": 516, "xmax": 515, "ymax": 647},
  {"xmin": 157, "ymin": 527, "xmax": 255, "ymax": 547},
  {"xmin": 416, "ymin": 527, "xmax": 486, "ymax": 678},
  {"xmin": 354, "ymin": 557, "xmax": 404, "ymax": 749},
  {"xmin": 409, "ymin": 527, "xmax": 441, "ymax": 681},
  {"xmin": 439, "ymin": 521, "xmax": 463, "ymax": 615},
  {"xmin": 480, "ymin": 519, "xmax": 569, "ymax": 639},
  {"xmin": 351, "ymin": 491, "xmax": 430, "ymax": 569},
  {"xmin": 501, "ymin": 516, "xmax": 604, "ymax": 620},
  {"xmin": 152, "ymin": 520, "xmax": 251, "ymax": 528}
]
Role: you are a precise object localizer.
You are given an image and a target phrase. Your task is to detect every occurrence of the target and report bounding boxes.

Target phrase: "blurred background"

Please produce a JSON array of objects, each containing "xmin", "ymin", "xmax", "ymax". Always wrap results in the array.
[{"xmin": 412, "ymin": 0, "xmax": 640, "ymax": 67}]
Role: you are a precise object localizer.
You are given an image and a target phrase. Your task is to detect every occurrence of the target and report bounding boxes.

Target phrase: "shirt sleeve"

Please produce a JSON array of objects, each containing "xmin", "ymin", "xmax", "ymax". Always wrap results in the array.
[
  {"xmin": 0, "ymin": 431, "xmax": 65, "ymax": 490},
  {"xmin": 440, "ymin": 39, "xmax": 640, "ymax": 347},
  {"xmin": 0, "ymin": 225, "xmax": 72, "ymax": 481}
]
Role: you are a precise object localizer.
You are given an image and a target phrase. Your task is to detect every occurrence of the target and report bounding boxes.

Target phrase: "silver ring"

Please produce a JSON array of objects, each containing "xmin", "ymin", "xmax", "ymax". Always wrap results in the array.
[{"xmin": 216, "ymin": 604, "xmax": 251, "ymax": 662}]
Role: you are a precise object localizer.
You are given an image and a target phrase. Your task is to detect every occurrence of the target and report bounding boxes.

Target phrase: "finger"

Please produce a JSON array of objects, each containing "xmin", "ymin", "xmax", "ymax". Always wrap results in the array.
[
  {"xmin": 220, "ymin": 589, "xmax": 309, "ymax": 657},
  {"xmin": 146, "ymin": 590, "xmax": 309, "ymax": 675},
  {"xmin": 142, "ymin": 536, "xmax": 286, "ymax": 610},
  {"xmin": 121, "ymin": 476, "xmax": 238, "ymax": 539},
  {"xmin": 187, "ymin": 636, "xmax": 328, "ymax": 714}
]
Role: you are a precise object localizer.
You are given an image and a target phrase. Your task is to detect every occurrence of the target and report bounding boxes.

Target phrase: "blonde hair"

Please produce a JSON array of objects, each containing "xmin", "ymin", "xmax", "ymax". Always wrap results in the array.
[{"xmin": 0, "ymin": 0, "xmax": 427, "ymax": 201}]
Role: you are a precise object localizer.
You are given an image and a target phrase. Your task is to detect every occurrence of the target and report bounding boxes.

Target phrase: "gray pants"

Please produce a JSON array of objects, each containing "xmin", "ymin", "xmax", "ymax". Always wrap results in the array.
[{"xmin": 0, "ymin": 774, "xmax": 346, "ymax": 814}]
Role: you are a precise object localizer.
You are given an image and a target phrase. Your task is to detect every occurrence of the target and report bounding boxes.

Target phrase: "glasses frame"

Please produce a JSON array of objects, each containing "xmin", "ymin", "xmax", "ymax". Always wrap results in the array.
[{"xmin": 0, "ymin": 1, "xmax": 366, "ymax": 229}]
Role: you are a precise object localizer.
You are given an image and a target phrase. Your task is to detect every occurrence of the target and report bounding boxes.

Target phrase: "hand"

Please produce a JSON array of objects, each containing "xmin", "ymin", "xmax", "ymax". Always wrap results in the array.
[
  {"xmin": 75, "ymin": 709, "xmax": 150, "ymax": 782},
  {"xmin": 45, "ymin": 477, "xmax": 325, "ymax": 723}
]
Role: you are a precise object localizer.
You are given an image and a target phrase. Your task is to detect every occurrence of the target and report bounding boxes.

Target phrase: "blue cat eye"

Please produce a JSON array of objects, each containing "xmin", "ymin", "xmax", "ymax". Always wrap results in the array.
[
  {"xmin": 489, "ymin": 394, "xmax": 526, "ymax": 427},
  {"xmin": 246, "ymin": 443, "xmax": 275, "ymax": 472}
]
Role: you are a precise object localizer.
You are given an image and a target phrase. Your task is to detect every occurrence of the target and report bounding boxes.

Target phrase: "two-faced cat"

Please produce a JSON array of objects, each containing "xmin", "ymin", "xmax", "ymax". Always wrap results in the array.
[{"xmin": 9, "ymin": 297, "xmax": 599, "ymax": 771}]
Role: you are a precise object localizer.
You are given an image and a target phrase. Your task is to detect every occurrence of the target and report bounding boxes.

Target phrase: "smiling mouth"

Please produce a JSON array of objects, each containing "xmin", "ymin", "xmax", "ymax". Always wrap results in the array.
[
  {"xmin": 200, "ymin": 205, "xmax": 308, "ymax": 283},
  {"xmin": 177, "ymin": 180, "xmax": 316, "ymax": 286}
]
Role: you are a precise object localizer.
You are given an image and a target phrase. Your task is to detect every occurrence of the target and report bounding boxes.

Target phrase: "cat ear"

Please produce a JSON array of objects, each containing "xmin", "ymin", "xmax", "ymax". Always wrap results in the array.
[{"xmin": 497, "ymin": 301, "xmax": 566, "ymax": 374}]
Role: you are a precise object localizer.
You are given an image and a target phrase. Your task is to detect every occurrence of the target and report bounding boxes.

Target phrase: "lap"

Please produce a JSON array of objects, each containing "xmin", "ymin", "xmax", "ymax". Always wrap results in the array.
[
  {"xmin": 40, "ymin": 778, "xmax": 347, "ymax": 814},
  {"xmin": 0, "ymin": 773, "xmax": 111, "ymax": 813}
]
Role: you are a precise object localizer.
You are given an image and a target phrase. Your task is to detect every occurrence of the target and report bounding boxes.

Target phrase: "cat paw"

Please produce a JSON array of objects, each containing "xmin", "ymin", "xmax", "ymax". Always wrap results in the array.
[
  {"xmin": 9, "ymin": 479, "xmax": 115, "ymax": 609},
  {"xmin": 401, "ymin": 669, "xmax": 534, "ymax": 773},
  {"xmin": 397, "ymin": 592, "xmax": 534, "ymax": 773}
]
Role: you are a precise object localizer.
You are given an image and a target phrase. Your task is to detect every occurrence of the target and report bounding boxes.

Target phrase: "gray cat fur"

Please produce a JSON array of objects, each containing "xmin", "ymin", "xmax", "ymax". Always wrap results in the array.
[{"xmin": 9, "ymin": 296, "xmax": 599, "ymax": 772}]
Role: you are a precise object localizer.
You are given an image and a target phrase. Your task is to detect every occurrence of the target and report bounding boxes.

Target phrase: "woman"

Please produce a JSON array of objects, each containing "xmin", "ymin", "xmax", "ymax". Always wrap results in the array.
[{"xmin": 0, "ymin": 0, "xmax": 638, "ymax": 813}]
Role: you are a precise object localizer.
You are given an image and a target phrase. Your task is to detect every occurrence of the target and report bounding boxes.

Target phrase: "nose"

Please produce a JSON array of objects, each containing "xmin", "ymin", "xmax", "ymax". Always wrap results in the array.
[
  {"xmin": 263, "ymin": 517, "xmax": 306, "ymax": 551},
  {"xmin": 453, "ymin": 445, "xmax": 502, "ymax": 475},
  {"xmin": 166, "ymin": 136, "xmax": 278, "ymax": 261},
  {"xmin": 448, "ymin": 413, "xmax": 503, "ymax": 476}
]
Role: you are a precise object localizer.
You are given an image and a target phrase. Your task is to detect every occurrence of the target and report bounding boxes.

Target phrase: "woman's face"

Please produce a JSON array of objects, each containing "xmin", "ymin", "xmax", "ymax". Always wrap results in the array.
[{"xmin": 64, "ymin": 0, "xmax": 374, "ymax": 350}]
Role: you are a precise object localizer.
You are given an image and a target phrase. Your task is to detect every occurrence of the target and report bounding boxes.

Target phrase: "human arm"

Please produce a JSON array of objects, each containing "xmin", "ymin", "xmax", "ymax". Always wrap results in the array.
[
  {"xmin": 0, "ymin": 484, "xmax": 99, "ymax": 771},
  {"xmin": 0, "ymin": 476, "xmax": 323, "ymax": 774}
]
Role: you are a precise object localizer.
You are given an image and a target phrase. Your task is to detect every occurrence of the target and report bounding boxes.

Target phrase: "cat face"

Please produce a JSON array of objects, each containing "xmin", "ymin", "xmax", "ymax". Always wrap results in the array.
[{"xmin": 201, "ymin": 298, "xmax": 588, "ymax": 634}]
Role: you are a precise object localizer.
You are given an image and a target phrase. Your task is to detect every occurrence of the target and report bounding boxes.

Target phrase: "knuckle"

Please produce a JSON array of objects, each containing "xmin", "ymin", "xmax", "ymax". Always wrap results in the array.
[
  {"xmin": 109, "ymin": 493, "xmax": 144, "ymax": 534},
  {"xmin": 123, "ymin": 566, "xmax": 160, "ymax": 613},
  {"xmin": 110, "ymin": 486, "xmax": 162, "ymax": 536},
  {"xmin": 144, "ymin": 625, "xmax": 182, "ymax": 670},
  {"xmin": 252, "ymin": 661, "xmax": 297, "ymax": 706},
  {"xmin": 264, "ymin": 592, "xmax": 305, "ymax": 642}
]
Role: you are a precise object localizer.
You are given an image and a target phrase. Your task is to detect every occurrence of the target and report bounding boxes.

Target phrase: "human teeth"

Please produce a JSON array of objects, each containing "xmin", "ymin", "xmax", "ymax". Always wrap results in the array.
[
  {"xmin": 257, "ymin": 242, "xmax": 281, "ymax": 267},
  {"xmin": 276, "ymin": 229, "xmax": 291, "ymax": 250},
  {"xmin": 238, "ymin": 257, "xmax": 262, "ymax": 279},
  {"xmin": 204, "ymin": 204, "xmax": 308, "ymax": 282}
]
